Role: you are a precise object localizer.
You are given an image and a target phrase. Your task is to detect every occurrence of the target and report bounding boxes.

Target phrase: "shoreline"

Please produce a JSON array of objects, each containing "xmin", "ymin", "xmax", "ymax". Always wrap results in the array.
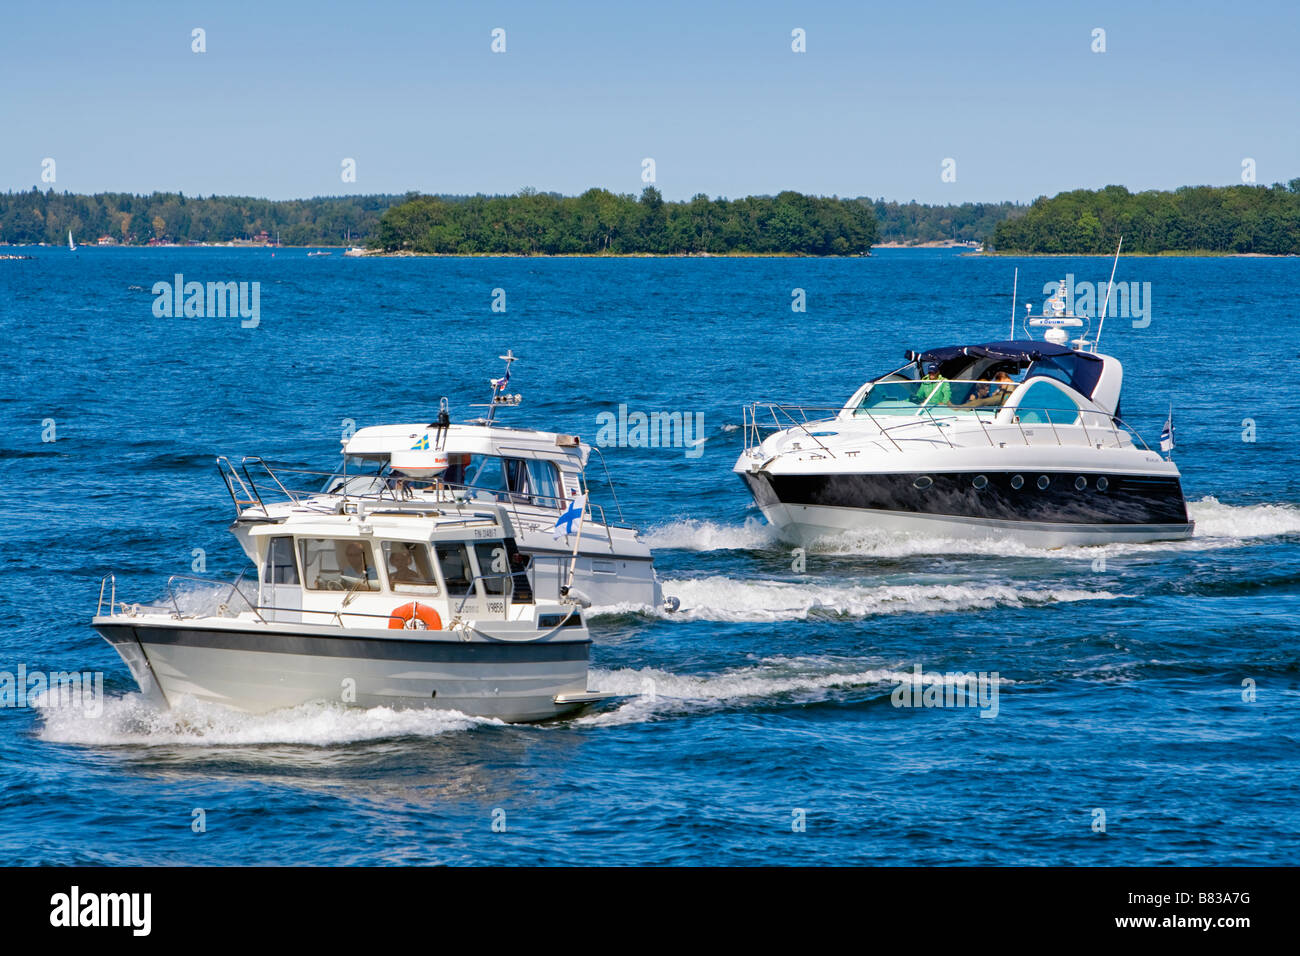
[{"xmin": 6, "ymin": 244, "xmax": 1296, "ymax": 259}]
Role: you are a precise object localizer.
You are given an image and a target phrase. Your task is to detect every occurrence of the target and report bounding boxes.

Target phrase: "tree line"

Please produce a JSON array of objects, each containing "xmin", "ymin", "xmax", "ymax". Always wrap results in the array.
[
  {"xmin": 374, "ymin": 187, "xmax": 878, "ymax": 255},
  {"xmin": 8, "ymin": 181, "xmax": 1297, "ymax": 253},
  {"xmin": 991, "ymin": 181, "xmax": 1300, "ymax": 254},
  {"xmin": 0, "ymin": 189, "xmax": 402, "ymax": 245},
  {"xmin": 873, "ymin": 199, "xmax": 1025, "ymax": 244}
]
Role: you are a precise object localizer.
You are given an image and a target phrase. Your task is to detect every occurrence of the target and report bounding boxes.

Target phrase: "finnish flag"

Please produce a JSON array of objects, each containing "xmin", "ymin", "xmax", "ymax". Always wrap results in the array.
[
  {"xmin": 1159, "ymin": 411, "xmax": 1174, "ymax": 453},
  {"xmin": 552, "ymin": 493, "xmax": 587, "ymax": 539}
]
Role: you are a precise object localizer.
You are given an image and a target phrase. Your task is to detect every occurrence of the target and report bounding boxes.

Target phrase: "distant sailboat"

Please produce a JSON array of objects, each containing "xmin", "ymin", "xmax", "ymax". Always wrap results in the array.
[{"xmin": 68, "ymin": 230, "xmax": 76, "ymax": 252}]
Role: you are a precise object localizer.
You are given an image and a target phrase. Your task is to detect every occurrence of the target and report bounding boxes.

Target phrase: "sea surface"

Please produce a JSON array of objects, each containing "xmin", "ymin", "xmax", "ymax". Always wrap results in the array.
[{"xmin": 2, "ymin": 247, "xmax": 1297, "ymax": 865}]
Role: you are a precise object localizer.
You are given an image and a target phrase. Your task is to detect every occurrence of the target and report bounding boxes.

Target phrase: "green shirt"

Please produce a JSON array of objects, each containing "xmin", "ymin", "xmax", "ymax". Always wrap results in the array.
[{"xmin": 916, "ymin": 377, "xmax": 952, "ymax": 406}]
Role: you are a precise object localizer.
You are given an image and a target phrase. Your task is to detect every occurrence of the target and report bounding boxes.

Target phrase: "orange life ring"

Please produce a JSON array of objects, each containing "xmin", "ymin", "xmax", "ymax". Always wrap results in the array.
[{"xmin": 387, "ymin": 602, "xmax": 442, "ymax": 631}]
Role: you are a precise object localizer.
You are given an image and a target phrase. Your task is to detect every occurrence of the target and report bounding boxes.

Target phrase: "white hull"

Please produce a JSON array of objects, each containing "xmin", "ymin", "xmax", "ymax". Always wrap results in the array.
[{"xmin": 96, "ymin": 617, "xmax": 598, "ymax": 723}]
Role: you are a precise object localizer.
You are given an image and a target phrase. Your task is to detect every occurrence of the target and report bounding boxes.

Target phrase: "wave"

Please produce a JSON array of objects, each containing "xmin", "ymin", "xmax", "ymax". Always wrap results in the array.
[
  {"xmin": 577, "ymin": 657, "xmax": 1014, "ymax": 726},
  {"xmin": 1185, "ymin": 496, "xmax": 1300, "ymax": 539},
  {"xmin": 591, "ymin": 577, "xmax": 1116, "ymax": 622},
  {"xmin": 36, "ymin": 694, "xmax": 496, "ymax": 747},
  {"xmin": 641, "ymin": 516, "xmax": 778, "ymax": 551}
]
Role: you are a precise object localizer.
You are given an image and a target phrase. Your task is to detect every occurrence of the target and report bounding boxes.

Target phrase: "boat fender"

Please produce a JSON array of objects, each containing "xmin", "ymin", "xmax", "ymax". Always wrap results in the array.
[
  {"xmin": 561, "ymin": 586, "xmax": 593, "ymax": 608},
  {"xmin": 387, "ymin": 602, "xmax": 443, "ymax": 630}
]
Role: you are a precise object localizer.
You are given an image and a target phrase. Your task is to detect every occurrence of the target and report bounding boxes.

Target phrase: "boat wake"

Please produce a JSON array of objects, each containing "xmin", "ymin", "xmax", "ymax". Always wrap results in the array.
[
  {"xmin": 35, "ymin": 694, "xmax": 498, "ymax": 747},
  {"xmin": 592, "ymin": 577, "xmax": 1116, "ymax": 622},
  {"xmin": 641, "ymin": 498, "xmax": 1300, "ymax": 558},
  {"xmin": 641, "ymin": 516, "xmax": 776, "ymax": 551},
  {"xmin": 578, "ymin": 656, "xmax": 1016, "ymax": 726}
]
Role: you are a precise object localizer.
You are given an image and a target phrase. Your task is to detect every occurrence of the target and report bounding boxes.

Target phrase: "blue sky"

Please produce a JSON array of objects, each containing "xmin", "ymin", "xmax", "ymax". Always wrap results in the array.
[{"xmin": 1, "ymin": 0, "xmax": 1296, "ymax": 202}]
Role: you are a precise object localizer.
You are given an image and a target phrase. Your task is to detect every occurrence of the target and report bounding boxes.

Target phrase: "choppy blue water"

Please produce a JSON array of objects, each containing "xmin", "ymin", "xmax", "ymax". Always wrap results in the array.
[{"xmin": 2, "ymin": 247, "xmax": 1297, "ymax": 865}]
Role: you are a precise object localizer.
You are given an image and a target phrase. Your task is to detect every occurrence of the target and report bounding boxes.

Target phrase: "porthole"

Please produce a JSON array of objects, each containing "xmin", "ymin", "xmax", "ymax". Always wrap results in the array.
[
  {"xmin": 1010, "ymin": 474, "xmax": 1024, "ymax": 490},
  {"xmin": 913, "ymin": 475, "xmax": 934, "ymax": 490},
  {"xmin": 1074, "ymin": 476, "xmax": 1087, "ymax": 491},
  {"xmin": 1037, "ymin": 475, "xmax": 1050, "ymax": 490},
  {"xmin": 1096, "ymin": 476, "xmax": 1110, "ymax": 492},
  {"xmin": 973, "ymin": 475, "xmax": 988, "ymax": 490}
]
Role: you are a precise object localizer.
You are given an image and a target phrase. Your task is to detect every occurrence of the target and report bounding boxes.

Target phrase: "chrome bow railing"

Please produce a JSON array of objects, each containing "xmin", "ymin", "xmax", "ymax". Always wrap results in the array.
[{"xmin": 743, "ymin": 395, "xmax": 1153, "ymax": 458}]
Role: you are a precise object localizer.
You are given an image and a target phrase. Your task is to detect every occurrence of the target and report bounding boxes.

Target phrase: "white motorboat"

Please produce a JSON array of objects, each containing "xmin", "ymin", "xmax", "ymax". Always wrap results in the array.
[
  {"xmin": 93, "ymin": 500, "xmax": 611, "ymax": 722},
  {"xmin": 735, "ymin": 274, "xmax": 1193, "ymax": 547},
  {"xmin": 220, "ymin": 352, "xmax": 674, "ymax": 611}
]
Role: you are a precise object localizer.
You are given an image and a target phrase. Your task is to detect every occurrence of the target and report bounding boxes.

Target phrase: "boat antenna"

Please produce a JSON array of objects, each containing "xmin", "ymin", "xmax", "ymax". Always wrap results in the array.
[
  {"xmin": 1008, "ymin": 267, "xmax": 1018, "ymax": 340},
  {"xmin": 484, "ymin": 350, "xmax": 520, "ymax": 426},
  {"xmin": 433, "ymin": 397, "xmax": 451, "ymax": 449},
  {"xmin": 1094, "ymin": 236, "xmax": 1123, "ymax": 353}
]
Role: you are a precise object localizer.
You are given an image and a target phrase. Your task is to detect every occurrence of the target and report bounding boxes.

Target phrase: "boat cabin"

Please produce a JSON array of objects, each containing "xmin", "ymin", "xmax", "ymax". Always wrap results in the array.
[
  {"xmin": 248, "ymin": 506, "xmax": 558, "ymax": 628},
  {"xmin": 329, "ymin": 423, "xmax": 587, "ymax": 512}
]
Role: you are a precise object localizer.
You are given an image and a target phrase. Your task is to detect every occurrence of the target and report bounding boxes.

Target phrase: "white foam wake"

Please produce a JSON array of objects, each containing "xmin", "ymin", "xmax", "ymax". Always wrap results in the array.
[
  {"xmin": 591, "ymin": 577, "xmax": 1115, "ymax": 622},
  {"xmin": 36, "ymin": 694, "xmax": 495, "ymax": 747},
  {"xmin": 577, "ymin": 658, "xmax": 1014, "ymax": 726},
  {"xmin": 641, "ymin": 516, "xmax": 778, "ymax": 551},
  {"xmin": 1186, "ymin": 496, "xmax": 1300, "ymax": 538}
]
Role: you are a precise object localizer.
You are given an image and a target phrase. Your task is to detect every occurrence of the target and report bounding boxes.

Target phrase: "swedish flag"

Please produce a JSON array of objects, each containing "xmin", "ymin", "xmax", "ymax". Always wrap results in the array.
[{"xmin": 410, "ymin": 434, "xmax": 429, "ymax": 450}]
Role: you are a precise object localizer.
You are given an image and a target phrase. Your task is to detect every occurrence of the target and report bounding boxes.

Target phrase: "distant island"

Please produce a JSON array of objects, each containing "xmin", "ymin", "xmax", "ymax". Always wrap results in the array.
[
  {"xmin": 992, "ymin": 181, "xmax": 1300, "ymax": 255},
  {"xmin": 2, "ymin": 179, "xmax": 1297, "ymax": 255},
  {"xmin": 373, "ymin": 188, "xmax": 877, "ymax": 255}
]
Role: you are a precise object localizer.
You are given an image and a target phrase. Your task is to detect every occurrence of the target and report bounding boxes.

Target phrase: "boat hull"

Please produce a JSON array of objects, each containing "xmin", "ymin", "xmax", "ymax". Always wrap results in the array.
[
  {"xmin": 741, "ymin": 469, "xmax": 1194, "ymax": 547},
  {"xmin": 94, "ymin": 619, "xmax": 596, "ymax": 723}
]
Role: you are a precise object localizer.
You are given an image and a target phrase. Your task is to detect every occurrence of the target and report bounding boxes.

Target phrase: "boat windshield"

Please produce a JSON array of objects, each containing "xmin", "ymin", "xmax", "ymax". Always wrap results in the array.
[
  {"xmin": 320, "ymin": 456, "xmax": 389, "ymax": 495},
  {"xmin": 854, "ymin": 378, "xmax": 1019, "ymax": 417}
]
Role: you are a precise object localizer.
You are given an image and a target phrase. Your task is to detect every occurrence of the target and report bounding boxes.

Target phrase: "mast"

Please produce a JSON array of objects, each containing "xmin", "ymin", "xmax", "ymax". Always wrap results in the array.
[
  {"xmin": 1008, "ymin": 267, "xmax": 1018, "ymax": 340},
  {"xmin": 484, "ymin": 350, "xmax": 519, "ymax": 425},
  {"xmin": 1094, "ymin": 236, "xmax": 1123, "ymax": 353}
]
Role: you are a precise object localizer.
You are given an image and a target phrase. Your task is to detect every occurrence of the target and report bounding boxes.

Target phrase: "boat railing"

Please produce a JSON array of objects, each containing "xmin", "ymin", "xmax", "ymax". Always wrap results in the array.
[
  {"xmin": 742, "ymin": 403, "xmax": 854, "ymax": 458},
  {"xmin": 96, "ymin": 573, "xmax": 117, "ymax": 617},
  {"xmin": 165, "ymin": 570, "xmax": 266, "ymax": 623},
  {"xmin": 216, "ymin": 457, "xmax": 624, "ymax": 549},
  {"xmin": 743, "ymin": 396, "xmax": 1153, "ymax": 456},
  {"xmin": 96, "ymin": 570, "xmax": 537, "ymax": 628}
]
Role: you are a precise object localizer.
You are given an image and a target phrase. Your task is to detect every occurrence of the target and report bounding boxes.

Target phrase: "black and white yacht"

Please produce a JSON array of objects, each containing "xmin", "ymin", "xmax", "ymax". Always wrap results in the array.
[{"xmin": 734, "ymin": 277, "xmax": 1193, "ymax": 547}]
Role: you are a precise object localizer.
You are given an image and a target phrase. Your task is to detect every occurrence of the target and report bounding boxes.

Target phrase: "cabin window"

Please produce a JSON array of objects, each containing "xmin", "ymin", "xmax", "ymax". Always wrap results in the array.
[
  {"xmin": 1015, "ymin": 381, "xmax": 1080, "ymax": 426},
  {"xmin": 526, "ymin": 460, "xmax": 564, "ymax": 508},
  {"xmin": 299, "ymin": 539, "xmax": 381, "ymax": 591},
  {"xmin": 473, "ymin": 542, "xmax": 513, "ymax": 596},
  {"xmin": 382, "ymin": 541, "xmax": 439, "ymax": 593},
  {"xmin": 1024, "ymin": 353, "xmax": 1104, "ymax": 399},
  {"xmin": 434, "ymin": 543, "xmax": 475, "ymax": 596},
  {"xmin": 436, "ymin": 453, "xmax": 564, "ymax": 508},
  {"xmin": 467, "ymin": 456, "xmax": 506, "ymax": 493},
  {"xmin": 264, "ymin": 536, "xmax": 300, "ymax": 585}
]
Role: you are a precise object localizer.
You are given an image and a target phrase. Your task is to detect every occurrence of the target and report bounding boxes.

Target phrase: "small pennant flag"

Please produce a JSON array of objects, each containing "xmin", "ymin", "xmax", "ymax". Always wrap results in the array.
[
  {"xmin": 1159, "ymin": 410, "xmax": 1174, "ymax": 453},
  {"xmin": 552, "ymin": 493, "xmax": 586, "ymax": 539},
  {"xmin": 410, "ymin": 434, "xmax": 429, "ymax": 450}
]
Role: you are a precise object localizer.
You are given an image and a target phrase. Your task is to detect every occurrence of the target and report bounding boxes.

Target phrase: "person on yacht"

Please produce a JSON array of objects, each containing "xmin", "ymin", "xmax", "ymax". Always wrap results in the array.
[
  {"xmin": 960, "ymin": 371, "xmax": 1016, "ymax": 408},
  {"xmin": 388, "ymin": 545, "xmax": 425, "ymax": 585},
  {"xmin": 340, "ymin": 542, "xmax": 380, "ymax": 590},
  {"xmin": 916, "ymin": 363, "xmax": 953, "ymax": 407}
]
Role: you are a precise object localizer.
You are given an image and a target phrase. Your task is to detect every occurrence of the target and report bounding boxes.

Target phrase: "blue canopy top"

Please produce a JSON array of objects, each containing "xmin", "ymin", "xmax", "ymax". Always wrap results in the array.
[
  {"xmin": 913, "ymin": 340, "xmax": 1106, "ymax": 399},
  {"xmin": 916, "ymin": 340, "xmax": 1087, "ymax": 364}
]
